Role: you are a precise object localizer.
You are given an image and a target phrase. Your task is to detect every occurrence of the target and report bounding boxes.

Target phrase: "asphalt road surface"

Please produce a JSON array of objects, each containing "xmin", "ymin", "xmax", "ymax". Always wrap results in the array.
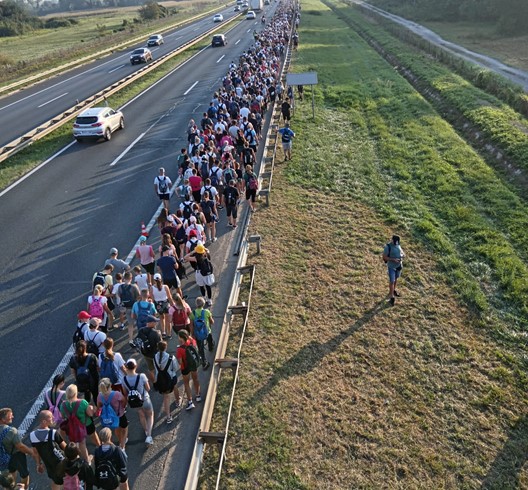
[
  {"xmin": 0, "ymin": 5, "xmax": 240, "ymax": 149},
  {"xmin": 0, "ymin": 4, "xmax": 275, "ymax": 488}
]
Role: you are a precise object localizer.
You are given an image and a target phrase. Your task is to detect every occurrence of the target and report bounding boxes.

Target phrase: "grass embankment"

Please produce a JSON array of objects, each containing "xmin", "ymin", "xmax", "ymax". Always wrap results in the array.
[
  {"xmin": 337, "ymin": 3, "xmax": 528, "ymax": 179},
  {"xmin": 0, "ymin": 0, "xmax": 218, "ymax": 85},
  {"xmin": 200, "ymin": 0, "xmax": 528, "ymax": 488},
  {"xmin": 0, "ymin": 38, "xmax": 211, "ymax": 191}
]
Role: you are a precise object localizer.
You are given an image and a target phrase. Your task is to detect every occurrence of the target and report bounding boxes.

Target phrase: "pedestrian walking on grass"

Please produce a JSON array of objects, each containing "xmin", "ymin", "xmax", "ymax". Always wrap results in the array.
[{"xmin": 383, "ymin": 235, "xmax": 405, "ymax": 306}]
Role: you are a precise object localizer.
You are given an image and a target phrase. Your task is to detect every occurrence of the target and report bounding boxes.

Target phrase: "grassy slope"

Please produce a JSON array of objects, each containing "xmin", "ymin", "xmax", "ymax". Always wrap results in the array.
[{"xmin": 209, "ymin": 0, "xmax": 528, "ymax": 488}]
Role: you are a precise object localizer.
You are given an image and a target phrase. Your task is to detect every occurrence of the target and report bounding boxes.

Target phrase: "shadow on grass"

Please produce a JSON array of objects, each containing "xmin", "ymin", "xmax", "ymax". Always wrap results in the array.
[
  {"xmin": 481, "ymin": 414, "xmax": 528, "ymax": 489},
  {"xmin": 250, "ymin": 299, "xmax": 387, "ymax": 404}
]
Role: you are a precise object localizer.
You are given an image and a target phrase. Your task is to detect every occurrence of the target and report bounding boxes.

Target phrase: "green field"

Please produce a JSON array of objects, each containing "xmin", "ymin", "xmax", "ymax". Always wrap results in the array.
[{"xmin": 200, "ymin": 0, "xmax": 528, "ymax": 487}]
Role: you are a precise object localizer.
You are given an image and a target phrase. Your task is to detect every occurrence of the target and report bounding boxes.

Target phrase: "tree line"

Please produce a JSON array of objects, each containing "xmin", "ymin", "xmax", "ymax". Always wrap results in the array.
[{"xmin": 368, "ymin": 0, "xmax": 528, "ymax": 35}]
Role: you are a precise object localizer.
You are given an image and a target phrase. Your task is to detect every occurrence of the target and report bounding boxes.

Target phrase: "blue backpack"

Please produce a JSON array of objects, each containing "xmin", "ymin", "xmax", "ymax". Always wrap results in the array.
[
  {"xmin": 136, "ymin": 302, "xmax": 151, "ymax": 329},
  {"xmin": 193, "ymin": 309, "xmax": 208, "ymax": 341},
  {"xmin": 100, "ymin": 392, "xmax": 119, "ymax": 429},
  {"xmin": 99, "ymin": 354, "xmax": 119, "ymax": 385}
]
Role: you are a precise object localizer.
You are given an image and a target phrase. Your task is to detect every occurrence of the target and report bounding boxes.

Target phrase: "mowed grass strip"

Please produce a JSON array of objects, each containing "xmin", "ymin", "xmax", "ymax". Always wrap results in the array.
[{"xmin": 209, "ymin": 0, "xmax": 528, "ymax": 488}]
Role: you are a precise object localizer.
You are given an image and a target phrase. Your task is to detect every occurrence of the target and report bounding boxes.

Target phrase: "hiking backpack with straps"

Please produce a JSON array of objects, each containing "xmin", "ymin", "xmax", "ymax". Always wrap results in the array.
[
  {"xmin": 75, "ymin": 356, "xmax": 92, "ymax": 392},
  {"xmin": 210, "ymin": 167, "xmax": 220, "ymax": 186},
  {"xmin": 119, "ymin": 283, "xmax": 134, "ymax": 308},
  {"xmin": 92, "ymin": 272, "xmax": 107, "ymax": 290},
  {"xmin": 85, "ymin": 331, "xmax": 102, "ymax": 355},
  {"xmin": 193, "ymin": 309, "xmax": 208, "ymax": 341},
  {"xmin": 124, "ymin": 376, "xmax": 144, "ymax": 408},
  {"xmin": 184, "ymin": 343, "xmax": 201, "ymax": 371},
  {"xmin": 45, "ymin": 389, "xmax": 65, "ymax": 425},
  {"xmin": 153, "ymin": 355, "xmax": 174, "ymax": 393},
  {"xmin": 72, "ymin": 322, "xmax": 87, "ymax": 346},
  {"xmin": 88, "ymin": 296, "xmax": 104, "ymax": 319},
  {"xmin": 172, "ymin": 306, "xmax": 189, "ymax": 328},
  {"xmin": 99, "ymin": 354, "xmax": 119, "ymax": 385},
  {"xmin": 157, "ymin": 176, "xmax": 168, "ymax": 194},
  {"xmin": 95, "ymin": 447, "xmax": 120, "ymax": 490},
  {"xmin": 62, "ymin": 401, "xmax": 87, "ymax": 443},
  {"xmin": 182, "ymin": 201, "xmax": 193, "ymax": 220}
]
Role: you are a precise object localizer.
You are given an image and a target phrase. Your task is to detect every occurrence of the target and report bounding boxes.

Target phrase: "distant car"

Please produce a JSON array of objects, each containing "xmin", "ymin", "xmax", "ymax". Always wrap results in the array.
[
  {"xmin": 73, "ymin": 107, "xmax": 124, "ymax": 142},
  {"xmin": 246, "ymin": 10, "xmax": 256, "ymax": 19},
  {"xmin": 234, "ymin": 5, "xmax": 240, "ymax": 11},
  {"xmin": 147, "ymin": 34, "xmax": 164, "ymax": 46},
  {"xmin": 213, "ymin": 14, "xmax": 224, "ymax": 22},
  {"xmin": 242, "ymin": 2, "xmax": 249, "ymax": 8},
  {"xmin": 130, "ymin": 47, "xmax": 152, "ymax": 65},
  {"xmin": 264, "ymin": 0, "xmax": 270, "ymax": 4},
  {"xmin": 236, "ymin": 0, "xmax": 243, "ymax": 4},
  {"xmin": 212, "ymin": 34, "xmax": 227, "ymax": 47}
]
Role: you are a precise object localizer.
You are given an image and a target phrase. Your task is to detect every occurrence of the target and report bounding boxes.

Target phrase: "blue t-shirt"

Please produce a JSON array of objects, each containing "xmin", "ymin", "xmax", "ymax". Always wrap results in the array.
[
  {"xmin": 279, "ymin": 127, "xmax": 295, "ymax": 142},
  {"xmin": 157, "ymin": 256, "xmax": 178, "ymax": 281}
]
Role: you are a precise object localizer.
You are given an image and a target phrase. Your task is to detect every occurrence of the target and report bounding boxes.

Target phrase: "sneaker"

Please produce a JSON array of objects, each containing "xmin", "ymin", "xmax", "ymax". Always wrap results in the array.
[
  {"xmin": 205, "ymin": 299, "xmax": 212, "ymax": 308},
  {"xmin": 389, "ymin": 297, "xmax": 395, "ymax": 306},
  {"xmin": 166, "ymin": 416, "xmax": 173, "ymax": 425},
  {"xmin": 195, "ymin": 395, "xmax": 202, "ymax": 402},
  {"xmin": 119, "ymin": 323, "xmax": 126, "ymax": 330},
  {"xmin": 145, "ymin": 436, "xmax": 153, "ymax": 445},
  {"xmin": 212, "ymin": 237, "xmax": 217, "ymax": 242},
  {"xmin": 394, "ymin": 290, "xmax": 401, "ymax": 297},
  {"xmin": 186, "ymin": 401, "xmax": 195, "ymax": 411},
  {"xmin": 203, "ymin": 361, "xmax": 210, "ymax": 371},
  {"xmin": 129, "ymin": 340, "xmax": 136, "ymax": 349}
]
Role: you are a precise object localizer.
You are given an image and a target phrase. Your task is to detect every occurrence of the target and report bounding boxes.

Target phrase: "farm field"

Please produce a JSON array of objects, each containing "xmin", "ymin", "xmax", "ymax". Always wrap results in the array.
[{"xmin": 201, "ymin": 0, "xmax": 528, "ymax": 488}]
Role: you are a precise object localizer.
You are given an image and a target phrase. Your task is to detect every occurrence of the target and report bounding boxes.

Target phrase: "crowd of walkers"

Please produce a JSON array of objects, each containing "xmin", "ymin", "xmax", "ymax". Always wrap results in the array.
[{"xmin": 0, "ymin": 3, "xmax": 299, "ymax": 489}]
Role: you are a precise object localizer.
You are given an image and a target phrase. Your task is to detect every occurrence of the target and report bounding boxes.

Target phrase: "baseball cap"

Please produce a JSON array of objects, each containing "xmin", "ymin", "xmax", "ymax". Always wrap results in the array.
[
  {"xmin": 77, "ymin": 311, "xmax": 91, "ymax": 320},
  {"xmin": 89, "ymin": 317, "xmax": 102, "ymax": 327},
  {"xmin": 110, "ymin": 247, "xmax": 118, "ymax": 255},
  {"xmin": 125, "ymin": 359, "xmax": 137, "ymax": 369},
  {"xmin": 189, "ymin": 229, "xmax": 198, "ymax": 238},
  {"xmin": 190, "ymin": 216, "xmax": 197, "ymax": 224},
  {"xmin": 146, "ymin": 315, "xmax": 159, "ymax": 323},
  {"xmin": 139, "ymin": 236, "xmax": 147, "ymax": 242},
  {"xmin": 153, "ymin": 273, "xmax": 162, "ymax": 281}
]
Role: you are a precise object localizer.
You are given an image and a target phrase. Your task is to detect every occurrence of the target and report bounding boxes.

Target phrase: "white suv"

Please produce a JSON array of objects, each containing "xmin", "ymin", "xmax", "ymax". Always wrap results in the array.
[{"xmin": 73, "ymin": 107, "xmax": 124, "ymax": 142}]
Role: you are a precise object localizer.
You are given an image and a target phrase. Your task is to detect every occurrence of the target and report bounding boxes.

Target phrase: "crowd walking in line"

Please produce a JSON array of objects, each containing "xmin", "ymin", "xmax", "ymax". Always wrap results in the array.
[{"xmin": 1, "ymin": 3, "xmax": 300, "ymax": 489}]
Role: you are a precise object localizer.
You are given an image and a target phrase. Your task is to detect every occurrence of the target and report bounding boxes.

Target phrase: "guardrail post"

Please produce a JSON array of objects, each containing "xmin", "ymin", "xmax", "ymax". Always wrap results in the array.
[
  {"xmin": 215, "ymin": 358, "xmax": 239, "ymax": 375},
  {"xmin": 248, "ymin": 235, "xmax": 262, "ymax": 253}
]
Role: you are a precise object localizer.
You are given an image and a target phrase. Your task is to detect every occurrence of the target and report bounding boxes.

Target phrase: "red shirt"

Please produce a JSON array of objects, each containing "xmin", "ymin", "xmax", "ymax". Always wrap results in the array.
[
  {"xmin": 176, "ymin": 338, "xmax": 197, "ymax": 370},
  {"xmin": 189, "ymin": 175, "xmax": 202, "ymax": 192}
]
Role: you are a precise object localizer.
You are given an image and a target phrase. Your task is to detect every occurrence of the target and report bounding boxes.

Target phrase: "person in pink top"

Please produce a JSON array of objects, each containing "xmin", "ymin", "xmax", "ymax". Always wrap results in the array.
[
  {"xmin": 188, "ymin": 168, "xmax": 202, "ymax": 203},
  {"xmin": 135, "ymin": 236, "xmax": 155, "ymax": 284}
]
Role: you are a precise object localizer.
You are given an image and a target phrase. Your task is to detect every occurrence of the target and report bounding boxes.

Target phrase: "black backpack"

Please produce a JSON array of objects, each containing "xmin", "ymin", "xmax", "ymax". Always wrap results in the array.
[
  {"xmin": 85, "ymin": 331, "xmax": 102, "ymax": 356},
  {"xmin": 95, "ymin": 447, "xmax": 120, "ymax": 490},
  {"xmin": 383, "ymin": 243, "xmax": 392, "ymax": 264},
  {"xmin": 182, "ymin": 202, "xmax": 193, "ymax": 220},
  {"xmin": 136, "ymin": 327, "xmax": 158, "ymax": 358},
  {"xmin": 119, "ymin": 284, "xmax": 134, "ymax": 308},
  {"xmin": 75, "ymin": 356, "xmax": 92, "ymax": 392},
  {"xmin": 185, "ymin": 344, "xmax": 200, "ymax": 371},
  {"xmin": 153, "ymin": 355, "xmax": 173, "ymax": 393},
  {"xmin": 92, "ymin": 272, "xmax": 107, "ymax": 290},
  {"xmin": 72, "ymin": 322, "xmax": 87, "ymax": 346},
  {"xmin": 225, "ymin": 188, "xmax": 237, "ymax": 206},
  {"xmin": 124, "ymin": 375, "xmax": 144, "ymax": 408},
  {"xmin": 199, "ymin": 258, "xmax": 214, "ymax": 276}
]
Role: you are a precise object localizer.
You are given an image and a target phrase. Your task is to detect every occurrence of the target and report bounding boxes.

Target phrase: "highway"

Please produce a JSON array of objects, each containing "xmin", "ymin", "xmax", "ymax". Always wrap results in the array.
[
  {"xmin": 0, "ymin": 3, "xmax": 275, "ymax": 487},
  {"xmin": 0, "ymin": 5, "xmax": 240, "ymax": 149}
]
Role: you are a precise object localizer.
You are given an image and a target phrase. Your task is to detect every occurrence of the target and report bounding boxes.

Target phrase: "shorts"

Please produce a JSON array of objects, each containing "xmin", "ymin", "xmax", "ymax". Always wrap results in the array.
[
  {"xmin": 46, "ymin": 468, "xmax": 64, "ymax": 485},
  {"xmin": 165, "ymin": 277, "xmax": 181, "ymax": 290},
  {"xmin": 144, "ymin": 356, "xmax": 155, "ymax": 371},
  {"xmin": 141, "ymin": 396, "xmax": 154, "ymax": 411},
  {"xmin": 86, "ymin": 419, "xmax": 96, "ymax": 435},
  {"xmin": 282, "ymin": 141, "xmax": 292, "ymax": 150},
  {"xmin": 196, "ymin": 270, "xmax": 215, "ymax": 287},
  {"xmin": 388, "ymin": 267, "xmax": 402, "ymax": 283},
  {"xmin": 181, "ymin": 367, "xmax": 196, "ymax": 376},
  {"xmin": 158, "ymin": 193, "xmax": 170, "ymax": 201},
  {"xmin": 143, "ymin": 262, "xmax": 155, "ymax": 275},
  {"xmin": 119, "ymin": 413, "xmax": 129, "ymax": 429},
  {"xmin": 159, "ymin": 376, "xmax": 178, "ymax": 395},
  {"xmin": 156, "ymin": 300, "xmax": 170, "ymax": 315},
  {"xmin": 172, "ymin": 324, "xmax": 190, "ymax": 335},
  {"xmin": 245, "ymin": 188, "xmax": 257, "ymax": 202},
  {"xmin": 226, "ymin": 205, "xmax": 237, "ymax": 218},
  {"xmin": 205, "ymin": 214, "xmax": 214, "ymax": 224},
  {"xmin": 8, "ymin": 452, "xmax": 29, "ymax": 479}
]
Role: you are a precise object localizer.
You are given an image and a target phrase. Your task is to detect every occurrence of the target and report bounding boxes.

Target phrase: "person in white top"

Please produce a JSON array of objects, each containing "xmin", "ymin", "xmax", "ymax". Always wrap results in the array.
[
  {"xmin": 133, "ymin": 265, "xmax": 149, "ymax": 291},
  {"xmin": 153, "ymin": 341, "xmax": 180, "ymax": 424},
  {"xmin": 84, "ymin": 318, "xmax": 107, "ymax": 354},
  {"xmin": 154, "ymin": 167, "xmax": 172, "ymax": 211},
  {"xmin": 150, "ymin": 274, "xmax": 176, "ymax": 339}
]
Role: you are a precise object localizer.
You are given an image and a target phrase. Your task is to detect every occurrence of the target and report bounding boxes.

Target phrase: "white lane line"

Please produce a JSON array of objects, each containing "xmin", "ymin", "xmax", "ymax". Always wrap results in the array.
[
  {"xmin": 108, "ymin": 64, "xmax": 125, "ymax": 74},
  {"xmin": 184, "ymin": 80, "xmax": 199, "ymax": 95},
  {"xmin": 246, "ymin": 28, "xmax": 251, "ymax": 33},
  {"xmin": 109, "ymin": 132, "xmax": 146, "ymax": 166},
  {"xmin": 0, "ymin": 142, "xmax": 76, "ymax": 199},
  {"xmin": 235, "ymin": 39, "xmax": 241, "ymax": 45},
  {"xmin": 216, "ymin": 54, "xmax": 225, "ymax": 63},
  {"xmin": 37, "ymin": 92, "xmax": 69, "ymax": 108},
  {"xmin": 193, "ymin": 27, "xmax": 200, "ymax": 31}
]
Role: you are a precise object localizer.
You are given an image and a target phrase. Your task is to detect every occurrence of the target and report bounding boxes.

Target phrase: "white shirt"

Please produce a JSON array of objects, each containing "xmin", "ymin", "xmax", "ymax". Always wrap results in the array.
[
  {"xmin": 135, "ymin": 273, "xmax": 149, "ymax": 291},
  {"xmin": 97, "ymin": 352, "xmax": 126, "ymax": 385},
  {"xmin": 84, "ymin": 329, "xmax": 107, "ymax": 354},
  {"xmin": 201, "ymin": 184, "xmax": 218, "ymax": 198},
  {"xmin": 240, "ymin": 107, "xmax": 250, "ymax": 119},
  {"xmin": 154, "ymin": 175, "xmax": 172, "ymax": 194}
]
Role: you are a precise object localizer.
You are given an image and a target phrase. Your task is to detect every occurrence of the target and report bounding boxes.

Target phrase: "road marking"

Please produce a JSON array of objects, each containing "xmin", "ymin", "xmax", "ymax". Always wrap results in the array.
[
  {"xmin": 193, "ymin": 27, "xmax": 200, "ymax": 31},
  {"xmin": 216, "ymin": 54, "xmax": 225, "ymax": 63},
  {"xmin": 235, "ymin": 39, "xmax": 241, "ymax": 45},
  {"xmin": 109, "ymin": 132, "xmax": 146, "ymax": 166},
  {"xmin": 108, "ymin": 64, "xmax": 125, "ymax": 74},
  {"xmin": 247, "ymin": 28, "xmax": 251, "ymax": 32},
  {"xmin": 37, "ymin": 92, "xmax": 69, "ymax": 108},
  {"xmin": 184, "ymin": 80, "xmax": 199, "ymax": 95}
]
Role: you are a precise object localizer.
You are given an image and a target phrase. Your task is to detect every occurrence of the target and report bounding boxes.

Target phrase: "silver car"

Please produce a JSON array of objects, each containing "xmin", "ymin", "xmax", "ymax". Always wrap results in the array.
[{"xmin": 73, "ymin": 107, "xmax": 124, "ymax": 142}]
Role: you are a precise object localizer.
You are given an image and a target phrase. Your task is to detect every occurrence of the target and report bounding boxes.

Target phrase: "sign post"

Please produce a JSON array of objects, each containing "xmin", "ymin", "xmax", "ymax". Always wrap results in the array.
[{"xmin": 286, "ymin": 72, "xmax": 318, "ymax": 120}]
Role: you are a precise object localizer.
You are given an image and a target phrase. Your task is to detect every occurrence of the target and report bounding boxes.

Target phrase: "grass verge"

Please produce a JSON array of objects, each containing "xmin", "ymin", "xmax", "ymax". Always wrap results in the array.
[{"xmin": 200, "ymin": 0, "xmax": 528, "ymax": 487}]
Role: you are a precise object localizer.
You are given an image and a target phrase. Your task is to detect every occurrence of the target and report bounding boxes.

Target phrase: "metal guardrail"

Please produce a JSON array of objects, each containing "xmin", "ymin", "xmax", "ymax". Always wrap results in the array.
[
  {"xmin": 0, "ymin": 15, "xmax": 241, "ymax": 166},
  {"xmin": 0, "ymin": 5, "xmax": 227, "ymax": 97},
  {"xmin": 183, "ymin": 22, "xmax": 296, "ymax": 489}
]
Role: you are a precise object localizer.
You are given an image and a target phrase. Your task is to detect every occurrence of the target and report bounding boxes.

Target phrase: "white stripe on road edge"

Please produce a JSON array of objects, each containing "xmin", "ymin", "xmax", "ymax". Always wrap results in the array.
[
  {"xmin": 235, "ymin": 39, "xmax": 241, "ymax": 45},
  {"xmin": 246, "ymin": 29, "xmax": 251, "ymax": 33},
  {"xmin": 108, "ymin": 64, "xmax": 125, "ymax": 74},
  {"xmin": 0, "ymin": 141, "xmax": 76, "ymax": 199},
  {"xmin": 109, "ymin": 132, "xmax": 146, "ymax": 166},
  {"xmin": 184, "ymin": 81, "xmax": 199, "ymax": 95},
  {"xmin": 37, "ymin": 92, "xmax": 69, "ymax": 108},
  {"xmin": 216, "ymin": 55, "xmax": 225, "ymax": 63}
]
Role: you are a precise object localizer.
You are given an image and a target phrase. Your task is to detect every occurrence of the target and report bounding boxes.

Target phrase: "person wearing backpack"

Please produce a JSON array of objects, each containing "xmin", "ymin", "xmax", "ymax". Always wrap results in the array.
[
  {"xmin": 130, "ymin": 289, "xmax": 156, "ymax": 349},
  {"xmin": 150, "ymin": 274, "xmax": 177, "ymax": 339},
  {"xmin": 87, "ymin": 285, "xmax": 113, "ymax": 333},
  {"xmin": 70, "ymin": 340, "xmax": 99, "ymax": 404},
  {"xmin": 29, "ymin": 410, "xmax": 66, "ymax": 490},
  {"xmin": 117, "ymin": 272, "xmax": 140, "ymax": 335},
  {"xmin": 98, "ymin": 338, "xmax": 126, "ymax": 392},
  {"xmin": 179, "ymin": 197, "xmax": 195, "ymax": 222},
  {"xmin": 123, "ymin": 359, "xmax": 154, "ymax": 445},
  {"xmin": 243, "ymin": 164, "xmax": 258, "ymax": 212},
  {"xmin": 73, "ymin": 311, "xmax": 91, "ymax": 347},
  {"xmin": 200, "ymin": 191, "xmax": 218, "ymax": 243},
  {"xmin": 44, "ymin": 375, "xmax": 66, "ymax": 430},
  {"xmin": 223, "ymin": 178, "xmax": 240, "ymax": 228},
  {"xmin": 382, "ymin": 235, "xmax": 406, "ymax": 306},
  {"xmin": 94, "ymin": 428, "xmax": 129, "ymax": 490},
  {"xmin": 278, "ymin": 121, "xmax": 295, "ymax": 161},
  {"xmin": 96, "ymin": 379, "xmax": 128, "ymax": 455},
  {"xmin": 176, "ymin": 330, "xmax": 202, "ymax": 411},
  {"xmin": 84, "ymin": 317, "xmax": 107, "ymax": 356},
  {"xmin": 189, "ymin": 297, "xmax": 215, "ymax": 370},
  {"xmin": 184, "ymin": 245, "xmax": 215, "ymax": 306},
  {"xmin": 0, "ymin": 408, "xmax": 34, "ymax": 489},
  {"xmin": 57, "ymin": 443, "xmax": 95, "ymax": 490},
  {"xmin": 136, "ymin": 315, "xmax": 162, "ymax": 383},
  {"xmin": 59, "ymin": 385, "xmax": 97, "ymax": 464},
  {"xmin": 154, "ymin": 167, "xmax": 172, "ymax": 212},
  {"xmin": 170, "ymin": 294, "xmax": 192, "ymax": 335},
  {"xmin": 153, "ymin": 341, "xmax": 180, "ymax": 424}
]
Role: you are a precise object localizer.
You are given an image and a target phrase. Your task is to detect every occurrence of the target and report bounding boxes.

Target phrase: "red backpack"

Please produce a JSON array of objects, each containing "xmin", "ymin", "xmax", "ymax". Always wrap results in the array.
[
  {"xmin": 172, "ymin": 306, "xmax": 189, "ymax": 329},
  {"xmin": 62, "ymin": 401, "xmax": 87, "ymax": 443}
]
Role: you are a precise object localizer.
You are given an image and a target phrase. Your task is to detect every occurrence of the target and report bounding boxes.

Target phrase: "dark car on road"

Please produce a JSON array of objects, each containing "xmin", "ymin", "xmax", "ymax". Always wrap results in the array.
[
  {"xmin": 212, "ymin": 34, "xmax": 227, "ymax": 47},
  {"xmin": 147, "ymin": 34, "xmax": 164, "ymax": 46},
  {"xmin": 130, "ymin": 47, "xmax": 152, "ymax": 65}
]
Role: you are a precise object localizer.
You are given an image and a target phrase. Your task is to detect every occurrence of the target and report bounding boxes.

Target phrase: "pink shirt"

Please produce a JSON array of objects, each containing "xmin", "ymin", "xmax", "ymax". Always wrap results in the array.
[{"xmin": 136, "ymin": 244, "xmax": 154, "ymax": 265}]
